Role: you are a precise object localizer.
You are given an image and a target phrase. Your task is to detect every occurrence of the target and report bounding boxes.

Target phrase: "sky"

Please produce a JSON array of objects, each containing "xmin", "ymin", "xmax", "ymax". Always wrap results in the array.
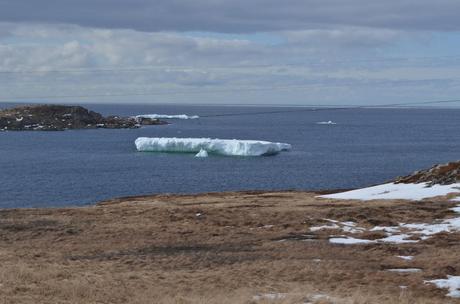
[{"xmin": 0, "ymin": 0, "xmax": 460, "ymax": 106}]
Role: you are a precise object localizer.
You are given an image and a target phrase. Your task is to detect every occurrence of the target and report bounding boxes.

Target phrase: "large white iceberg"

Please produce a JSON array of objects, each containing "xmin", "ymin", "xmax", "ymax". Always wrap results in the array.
[
  {"xmin": 135, "ymin": 137, "xmax": 291, "ymax": 156},
  {"xmin": 135, "ymin": 114, "xmax": 199, "ymax": 120}
]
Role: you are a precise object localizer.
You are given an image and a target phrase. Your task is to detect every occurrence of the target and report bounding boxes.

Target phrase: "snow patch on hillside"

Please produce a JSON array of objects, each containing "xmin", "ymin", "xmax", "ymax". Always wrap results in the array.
[
  {"xmin": 319, "ymin": 182, "xmax": 460, "ymax": 201},
  {"xmin": 316, "ymin": 198, "xmax": 460, "ymax": 246},
  {"xmin": 426, "ymin": 276, "xmax": 460, "ymax": 298}
]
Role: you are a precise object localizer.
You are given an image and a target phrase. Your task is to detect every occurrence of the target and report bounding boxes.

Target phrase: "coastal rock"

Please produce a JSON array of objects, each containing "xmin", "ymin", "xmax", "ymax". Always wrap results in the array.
[
  {"xmin": 0, "ymin": 104, "xmax": 166, "ymax": 131},
  {"xmin": 135, "ymin": 116, "xmax": 168, "ymax": 126},
  {"xmin": 395, "ymin": 161, "xmax": 460, "ymax": 185}
]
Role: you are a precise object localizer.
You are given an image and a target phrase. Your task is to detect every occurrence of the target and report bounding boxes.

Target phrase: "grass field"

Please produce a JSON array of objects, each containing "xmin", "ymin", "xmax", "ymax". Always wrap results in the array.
[{"xmin": 1, "ymin": 190, "xmax": 460, "ymax": 303}]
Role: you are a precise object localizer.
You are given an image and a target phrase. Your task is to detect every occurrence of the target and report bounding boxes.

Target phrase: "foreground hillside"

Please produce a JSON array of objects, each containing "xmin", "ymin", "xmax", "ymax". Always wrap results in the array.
[{"xmin": 1, "ymin": 189, "xmax": 460, "ymax": 303}]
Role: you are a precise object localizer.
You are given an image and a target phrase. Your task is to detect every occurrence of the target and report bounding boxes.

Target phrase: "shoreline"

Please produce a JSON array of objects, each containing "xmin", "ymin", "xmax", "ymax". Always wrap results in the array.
[
  {"xmin": 3, "ymin": 190, "xmax": 305, "ymax": 210},
  {"xmin": 0, "ymin": 188, "xmax": 355, "ymax": 210}
]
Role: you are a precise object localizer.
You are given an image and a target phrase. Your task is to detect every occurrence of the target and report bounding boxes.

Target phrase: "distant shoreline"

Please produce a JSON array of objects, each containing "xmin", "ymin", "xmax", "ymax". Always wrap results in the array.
[
  {"xmin": 2, "ymin": 100, "xmax": 460, "ymax": 110},
  {"xmin": 0, "ymin": 104, "xmax": 166, "ymax": 131}
]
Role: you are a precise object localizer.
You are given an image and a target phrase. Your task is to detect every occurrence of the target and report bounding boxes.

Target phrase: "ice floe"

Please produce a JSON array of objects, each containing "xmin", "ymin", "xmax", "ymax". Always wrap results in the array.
[
  {"xmin": 135, "ymin": 114, "xmax": 199, "ymax": 120},
  {"xmin": 319, "ymin": 182, "xmax": 460, "ymax": 201},
  {"xmin": 135, "ymin": 137, "xmax": 291, "ymax": 157},
  {"xmin": 194, "ymin": 149, "xmax": 208, "ymax": 158},
  {"xmin": 316, "ymin": 121, "xmax": 337, "ymax": 125},
  {"xmin": 426, "ymin": 276, "xmax": 460, "ymax": 298}
]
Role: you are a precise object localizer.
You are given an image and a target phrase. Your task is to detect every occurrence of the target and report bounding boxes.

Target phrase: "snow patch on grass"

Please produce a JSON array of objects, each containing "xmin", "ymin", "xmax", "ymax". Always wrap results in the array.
[
  {"xmin": 397, "ymin": 255, "xmax": 414, "ymax": 261},
  {"xmin": 387, "ymin": 268, "xmax": 421, "ymax": 273},
  {"xmin": 253, "ymin": 293, "xmax": 286, "ymax": 301},
  {"xmin": 310, "ymin": 220, "xmax": 365, "ymax": 234},
  {"xmin": 426, "ymin": 276, "xmax": 460, "ymax": 298},
  {"xmin": 315, "ymin": 183, "xmax": 460, "ymax": 247},
  {"xmin": 319, "ymin": 182, "xmax": 460, "ymax": 201},
  {"xmin": 329, "ymin": 236, "xmax": 375, "ymax": 245},
  {"xmin": 451, "ymin": 203, "xmax": 460, "ymax": 212},
  {"xmin": 324, "ymin": 213, "xmax": 459, "ymax": 244},
  {"xmin": 379, "ymin": 234, "xmax": 419, "ymax": 244}
]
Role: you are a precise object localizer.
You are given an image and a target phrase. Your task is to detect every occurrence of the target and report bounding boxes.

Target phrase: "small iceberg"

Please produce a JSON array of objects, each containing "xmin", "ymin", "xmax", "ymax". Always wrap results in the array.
[
  {"xmin": 195, "ymin": 149, "xmax": 209, "ymax": 158},
  {"xmin": 135, "ymin": 137, "xmax": 291, "ymax": 157},
  {"xmin": 135, "ymin": 114, "xmax": 199, "ymax": 120},
  {"xmin": 317, "ymin": 121, "xmax": 337, "ymax": 125}
]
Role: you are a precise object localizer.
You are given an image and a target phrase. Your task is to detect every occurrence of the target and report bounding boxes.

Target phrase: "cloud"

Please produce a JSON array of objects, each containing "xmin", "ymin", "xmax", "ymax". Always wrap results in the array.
[
  {"xmin": 0, "ymin": 0, "xmax": 460, "ymax": 33},
  {"xmin": 0, "ymin": 23, "xmax": 459, "ymax": 106},
  {"xmin": 0, "ymin": 23, "xmax": 270, "ymax": 69},
  {"xmin": 282, "ymin": 28, "xmax": 407, "ymax": 48}
]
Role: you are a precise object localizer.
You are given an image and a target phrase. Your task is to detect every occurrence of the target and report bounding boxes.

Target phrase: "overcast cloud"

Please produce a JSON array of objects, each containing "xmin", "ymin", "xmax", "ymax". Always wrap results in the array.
[
  {"xmin": 1, "ymin": 0, "xmax": 460, "ymax": 33},
  {"xmin": 0, "ymin": 1, "xmax": 459, "ymax": 105}
]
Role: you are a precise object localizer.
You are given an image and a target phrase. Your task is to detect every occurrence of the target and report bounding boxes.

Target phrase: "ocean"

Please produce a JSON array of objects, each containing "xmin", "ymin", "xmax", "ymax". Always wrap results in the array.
[{"xmin": 1, "ymin": 103, "xmax": 459, "ymax": 208}]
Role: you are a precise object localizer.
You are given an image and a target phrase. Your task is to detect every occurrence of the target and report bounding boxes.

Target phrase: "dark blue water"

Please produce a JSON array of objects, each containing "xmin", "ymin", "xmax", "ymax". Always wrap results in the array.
[{"xmin": 1, "ymin": 103, "xmax": 459, "ymax": 208}]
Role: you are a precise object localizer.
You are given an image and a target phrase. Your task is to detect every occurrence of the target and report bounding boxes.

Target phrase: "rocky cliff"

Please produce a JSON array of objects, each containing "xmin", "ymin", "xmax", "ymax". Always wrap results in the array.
[{"xmin": 395, "ymin": 161, "xmax": 460, "ymax": 185}]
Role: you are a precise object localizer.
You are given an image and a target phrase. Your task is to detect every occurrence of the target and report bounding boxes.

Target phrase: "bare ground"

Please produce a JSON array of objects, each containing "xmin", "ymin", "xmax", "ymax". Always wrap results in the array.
[{"xmin": 1, "ymin": 190, "xmax": 460, "ymax": 303}]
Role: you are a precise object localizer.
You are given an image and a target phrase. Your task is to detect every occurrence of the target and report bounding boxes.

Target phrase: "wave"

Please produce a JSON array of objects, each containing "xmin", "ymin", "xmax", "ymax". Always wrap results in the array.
[{"xmin": 135, "ymin": 137, "xmax": 291, "ymax": 157}]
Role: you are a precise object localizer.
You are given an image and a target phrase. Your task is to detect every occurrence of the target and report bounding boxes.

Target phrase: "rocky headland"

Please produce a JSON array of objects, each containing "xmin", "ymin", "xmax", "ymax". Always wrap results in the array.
[
  {"xmin": 0, "ymin": 104, "xmax": 167, "ymax": 131},
  {"xmin": 395, "ymin": 160, "xmax": 460, "ymax": 185}
]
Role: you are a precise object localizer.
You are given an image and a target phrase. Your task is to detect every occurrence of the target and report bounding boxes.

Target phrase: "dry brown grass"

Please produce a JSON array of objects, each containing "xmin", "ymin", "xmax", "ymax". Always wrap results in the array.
[{"xmin": 1, "ymin": 191, "xmax": 460, "ymax": 303}]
